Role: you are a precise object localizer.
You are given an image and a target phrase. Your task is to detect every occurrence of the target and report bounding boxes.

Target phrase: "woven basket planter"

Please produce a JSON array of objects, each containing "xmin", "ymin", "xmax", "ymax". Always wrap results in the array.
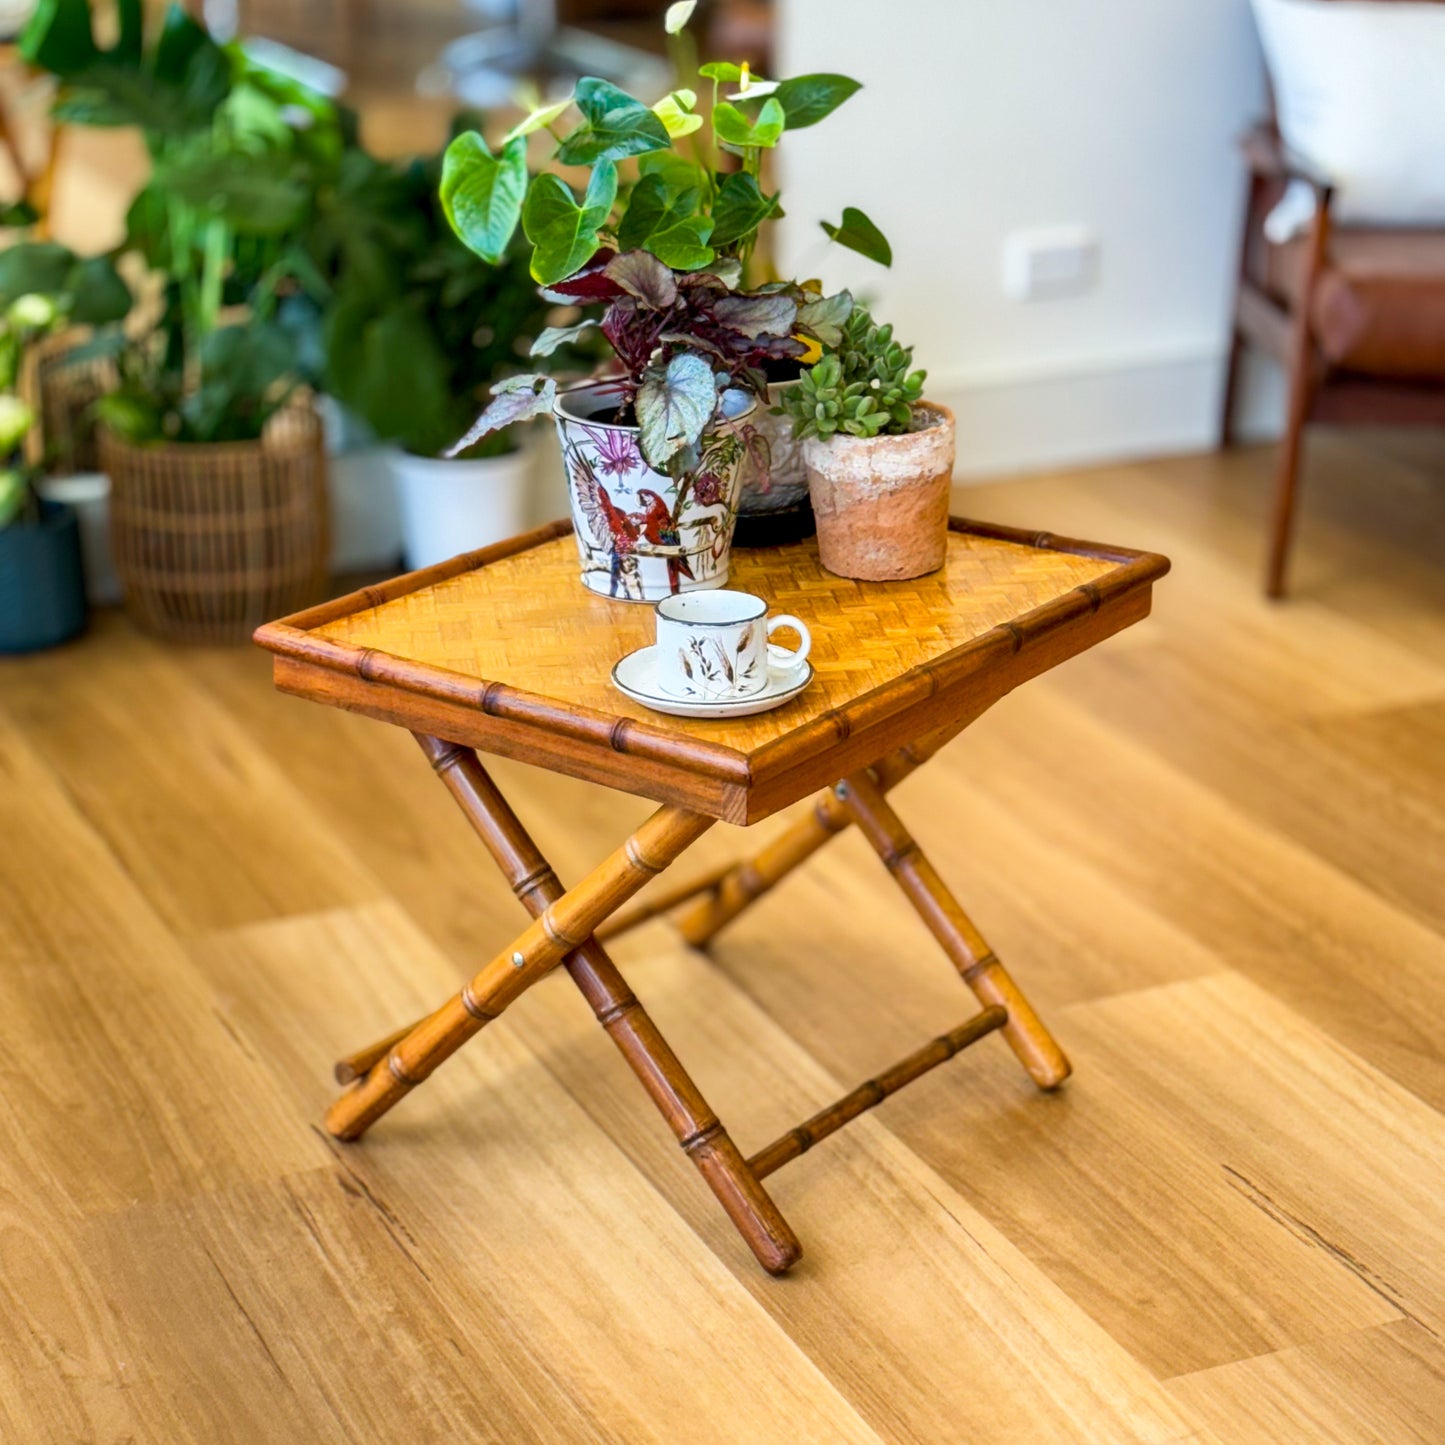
[
  {"xmin": 26, "ymin": 331, "xmax": 117, "ymax": 475},
  {"xmin": 102, "ymin": 403, "xmax": 329, "ymax": 644}
]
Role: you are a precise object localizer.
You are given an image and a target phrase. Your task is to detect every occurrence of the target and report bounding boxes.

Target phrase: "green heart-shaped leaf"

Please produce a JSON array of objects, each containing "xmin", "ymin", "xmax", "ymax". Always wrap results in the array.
[
  {"xmin": 710, "ymin": 171, "xmax": 777, "ymax": 247},
  {"xmin": 523, "ymin": 161, "xmax": 618, "ymax": 285},
  {"xmin": 636, "ymin": 351, "xmax": 716, "ymax": 467},
  {"xmin": 616, "ymin": 172, "xmax": 714, "ymax": 270},
  {"xmin": 712, "ymin": 97, "xmax": 785, "ymax": 149},
  {"xmin": 820, "ymin": 206, "xmax": 893, "ymax": 267},
  {"xmin": 503, "ymin": 96, "xmax": 573, "ymax": 143},
  {"xmin": 440, "ymin": 131, "xmax": 528, "ymax": 264},
  {"xmin": 556, "ymin": 77, "xmax": 670, "ymax": 165},
  {"xmin": 772, "ymin": 73, "xmax": 861, "ymax": 130}
]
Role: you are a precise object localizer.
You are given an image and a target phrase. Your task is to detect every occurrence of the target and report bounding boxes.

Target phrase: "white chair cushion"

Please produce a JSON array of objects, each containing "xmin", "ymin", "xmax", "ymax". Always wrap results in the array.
[{"xmin": 1251, "ymin": 0, "xmax": 1445, "ymax": 238}]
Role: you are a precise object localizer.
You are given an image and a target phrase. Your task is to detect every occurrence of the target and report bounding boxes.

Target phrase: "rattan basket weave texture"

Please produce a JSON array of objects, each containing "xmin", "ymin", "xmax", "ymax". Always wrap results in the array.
[{"xmin": 102, "ymin": 403, "xmax": 328, "ymax": 645}]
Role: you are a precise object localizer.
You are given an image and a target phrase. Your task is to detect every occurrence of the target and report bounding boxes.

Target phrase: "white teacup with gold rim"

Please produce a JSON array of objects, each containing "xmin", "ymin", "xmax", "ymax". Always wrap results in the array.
[{"xmin": 654, "ymin": 589, "xmax": 811, "ymax": 702}]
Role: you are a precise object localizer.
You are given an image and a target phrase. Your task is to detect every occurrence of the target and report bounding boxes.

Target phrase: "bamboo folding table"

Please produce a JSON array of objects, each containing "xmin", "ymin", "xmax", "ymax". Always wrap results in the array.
[{"xmin": 255, "ymin": 517, "xmax": 1168, "ymax": 1275}]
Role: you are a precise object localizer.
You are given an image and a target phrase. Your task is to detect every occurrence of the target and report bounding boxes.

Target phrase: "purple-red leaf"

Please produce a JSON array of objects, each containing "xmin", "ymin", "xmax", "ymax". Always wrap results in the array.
[
  {"xmin": 538, "ymin": 249, "xmax": 624, "ymax": 303},
  {"xmin": 604, "ymin": 249, "xmax": 679, "ymax": 310}
]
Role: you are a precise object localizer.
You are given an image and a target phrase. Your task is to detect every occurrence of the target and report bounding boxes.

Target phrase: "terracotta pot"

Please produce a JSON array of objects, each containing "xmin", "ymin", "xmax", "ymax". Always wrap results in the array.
[
  {"xmin": 553, "ymin": 381, "xmax": 755, "ymax": 602},
  {"xmin": 803, "ymin": 402, "xmax": 955, "ymax": 581}
]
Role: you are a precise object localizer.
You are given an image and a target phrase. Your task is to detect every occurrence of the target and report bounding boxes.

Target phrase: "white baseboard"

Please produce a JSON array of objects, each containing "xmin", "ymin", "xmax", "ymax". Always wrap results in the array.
[{"xmin": 931, "ymin": 343, "xmax": 1287, "ymax": 481}]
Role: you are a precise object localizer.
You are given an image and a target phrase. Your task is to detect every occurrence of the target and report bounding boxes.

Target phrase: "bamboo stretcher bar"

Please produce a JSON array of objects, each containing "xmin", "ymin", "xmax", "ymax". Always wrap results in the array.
[{"xmin": 746, "ymin": 1006, "xmax": 1009, "ymax": 1179}]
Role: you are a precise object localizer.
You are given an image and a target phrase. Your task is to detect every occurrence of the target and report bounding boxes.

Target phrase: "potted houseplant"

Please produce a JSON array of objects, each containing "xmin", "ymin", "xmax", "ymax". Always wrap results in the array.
[
  {"xmin": 777, "ymin": 306, "xmax": 954, "ymax": 581},
  {"xmin": 22, "ymin": 0, "xmax": 336, "ymax": 642},
  {"xmin": 437, "ymin": 0, "xmax": 888, "ymax": 598},
  {"xmin": 0, "ymin": 229, "xmax": 132, "ymax": 648},
  {"xmin": 314, "ymin": 130, "xmax": 592, "ymax": 569},
  {"xmin": 0, "ymin": 399, "xmax": 86, "ymax": 652}
]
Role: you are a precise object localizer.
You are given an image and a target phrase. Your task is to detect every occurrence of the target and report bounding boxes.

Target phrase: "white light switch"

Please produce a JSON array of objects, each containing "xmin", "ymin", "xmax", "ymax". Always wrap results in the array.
[{"xmin": 1002, "ymin": 227, "xmax": 1099, "ymax": 301}]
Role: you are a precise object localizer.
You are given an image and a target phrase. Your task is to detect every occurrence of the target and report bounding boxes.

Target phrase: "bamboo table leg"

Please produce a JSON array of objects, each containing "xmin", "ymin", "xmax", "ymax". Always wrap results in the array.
[
  {"xmin": 837, "ymin": 769, "xmax": 1071, "ymax": 1091},
  {"xmin": 675, "ymin": 723, "xmax": 960, "ymax": 948},
  {"xmin": 331, "ymin": 736, "xmax": 803, "ymax": 1275}
]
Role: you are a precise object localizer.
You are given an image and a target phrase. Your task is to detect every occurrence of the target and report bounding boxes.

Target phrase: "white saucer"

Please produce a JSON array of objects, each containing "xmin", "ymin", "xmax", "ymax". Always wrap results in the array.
[{"xmin": 611, "ymin": 645, "xmax": 814, "ymax": 718}]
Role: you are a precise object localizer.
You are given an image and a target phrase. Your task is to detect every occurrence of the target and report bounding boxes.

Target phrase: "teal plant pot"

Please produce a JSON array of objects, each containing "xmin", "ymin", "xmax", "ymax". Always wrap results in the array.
[{"xmin": 0, "ymin": 499, "xmax": 87, "ymax": 653}]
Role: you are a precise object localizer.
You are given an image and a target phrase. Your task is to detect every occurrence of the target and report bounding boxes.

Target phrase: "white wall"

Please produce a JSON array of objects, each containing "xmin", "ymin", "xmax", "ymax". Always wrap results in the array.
[{"xmin": 775, "ymin": 0, "xmax": 1283, "ymax": 476}]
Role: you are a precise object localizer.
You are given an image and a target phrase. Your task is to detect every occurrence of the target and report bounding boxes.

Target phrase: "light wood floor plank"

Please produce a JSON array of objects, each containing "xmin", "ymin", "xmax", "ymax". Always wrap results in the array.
[
  {"xmin": 1166, "ymin": 1320, "xmax": 1445, "ymax": 1445},
  {"xmin": 2, "ymin": 433, "xmax": 1441, "ymax": 1441},
  {"xmin": 1, "ymin": 621, "xmax": 376, "ymax": 934},
  {"xmin": 187, "ymin": 902, "xmax": 885, "ymax": 1445},
  {"xmin": 0, "ymin": 716, "xmax": 324, "ymax": 1213}
]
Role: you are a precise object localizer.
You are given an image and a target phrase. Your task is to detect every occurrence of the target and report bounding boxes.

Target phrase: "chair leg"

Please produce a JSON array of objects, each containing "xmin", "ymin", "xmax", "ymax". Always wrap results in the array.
[
  {"xmin": 1266, "ymin": 384, "xmax": 1310, "ymax": 599},
  {"xmin": 331, "ymin": 736, "xmax": 802, "ymax": 1275},
  {"xmin": 838, "ymin": 770, "xmax": 1070, "ymax": 1091},
  {"xmin": 1219, "ymin": 330, "xmax": 1245, "ymax": 450}
]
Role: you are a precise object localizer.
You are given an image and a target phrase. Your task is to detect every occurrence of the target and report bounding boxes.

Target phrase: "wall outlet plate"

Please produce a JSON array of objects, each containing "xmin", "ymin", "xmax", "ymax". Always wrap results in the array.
[{"xmin": 1002, "ymin": 226, "xmax": 1099, "ymax": 301}]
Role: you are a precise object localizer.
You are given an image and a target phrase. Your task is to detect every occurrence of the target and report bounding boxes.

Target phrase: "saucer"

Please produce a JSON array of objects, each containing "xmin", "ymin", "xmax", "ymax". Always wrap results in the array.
[{"xmin": 611, "ymin": 645, "xmax": 814, "ymax": 718}]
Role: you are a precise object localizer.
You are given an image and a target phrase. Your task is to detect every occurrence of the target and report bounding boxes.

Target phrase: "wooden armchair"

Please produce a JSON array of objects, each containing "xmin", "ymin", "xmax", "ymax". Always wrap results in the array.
[{"xmin": 1220, "ymin": 125, "xmax": 1445, "ymax": 597}]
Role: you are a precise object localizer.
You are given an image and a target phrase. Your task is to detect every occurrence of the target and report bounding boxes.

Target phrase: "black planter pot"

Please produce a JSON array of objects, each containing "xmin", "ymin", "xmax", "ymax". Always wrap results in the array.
[{"xmin": 0, "ymin": 499, "xmax": 87, "ymax": 653}]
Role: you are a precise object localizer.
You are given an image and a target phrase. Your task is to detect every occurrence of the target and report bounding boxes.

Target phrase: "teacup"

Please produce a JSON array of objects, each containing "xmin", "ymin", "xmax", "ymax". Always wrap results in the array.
[{"xmin": 655, "ymin": 590, "xmax": 811, "ymax": 702}]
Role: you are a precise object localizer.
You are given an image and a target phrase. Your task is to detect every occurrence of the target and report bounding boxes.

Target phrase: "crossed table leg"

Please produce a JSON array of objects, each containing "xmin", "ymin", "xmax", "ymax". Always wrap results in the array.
[{"xmin": 328, "ymin": 729, "xmax": 1070, "ymax": 1275}]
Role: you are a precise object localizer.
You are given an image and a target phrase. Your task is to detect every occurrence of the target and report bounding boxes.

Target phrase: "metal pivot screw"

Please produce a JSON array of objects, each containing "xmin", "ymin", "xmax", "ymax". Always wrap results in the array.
[
  {"xmin": 511, "ymin": 951, "xmax": 525, "ymax": 969},
  {"xmin": 834, "ymin": 782, "xmax": 849, "ymax": 799}
]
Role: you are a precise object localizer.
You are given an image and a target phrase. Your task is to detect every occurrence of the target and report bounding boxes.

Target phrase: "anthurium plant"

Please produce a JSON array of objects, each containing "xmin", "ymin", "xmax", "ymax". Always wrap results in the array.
[{"xmin": 439, "ymin": 0, "xmax": 888, "ymax": 475}]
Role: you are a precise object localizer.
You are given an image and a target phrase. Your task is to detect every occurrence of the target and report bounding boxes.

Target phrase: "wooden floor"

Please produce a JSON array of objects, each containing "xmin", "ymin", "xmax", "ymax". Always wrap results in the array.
[{"xmin": 3, "ymin": 436, "xmax": 1443, "ymax": 1443}]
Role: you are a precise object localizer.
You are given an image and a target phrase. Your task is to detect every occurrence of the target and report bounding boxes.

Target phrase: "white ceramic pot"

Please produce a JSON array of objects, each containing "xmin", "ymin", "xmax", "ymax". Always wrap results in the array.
[
  {"xmin": 35, "ymin": 471, "xmax": 120, "ymax": 604},
  {"xmin": 391, "ymin": 445, "xmax": 533, "ymax": 570},
  {"xmin": 553, "ymin": 382, "xmax": 754, "ymax": 602},
  {"xmin": 737, "ymin": 378, "xmax": 808, "ymax": 516}
]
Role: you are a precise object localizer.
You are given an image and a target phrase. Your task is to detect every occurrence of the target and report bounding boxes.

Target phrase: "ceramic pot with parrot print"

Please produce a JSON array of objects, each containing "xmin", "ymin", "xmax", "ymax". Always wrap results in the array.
[{"xmin": 554, "ymin": 382, "xmax": 757, "ymax": 603}]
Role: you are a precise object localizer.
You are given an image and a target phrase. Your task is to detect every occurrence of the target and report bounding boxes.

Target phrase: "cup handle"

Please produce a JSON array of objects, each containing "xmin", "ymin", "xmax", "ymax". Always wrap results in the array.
[{"xmin": 765, "ymin": 614, "xmax": 811, "ymax": 674}]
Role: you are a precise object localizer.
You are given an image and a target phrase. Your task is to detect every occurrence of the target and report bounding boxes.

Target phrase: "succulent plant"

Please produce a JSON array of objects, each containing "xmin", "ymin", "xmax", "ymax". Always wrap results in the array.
[{"xmin": 777, "ymin": 307, "xmax": 926, "ymax": 442}]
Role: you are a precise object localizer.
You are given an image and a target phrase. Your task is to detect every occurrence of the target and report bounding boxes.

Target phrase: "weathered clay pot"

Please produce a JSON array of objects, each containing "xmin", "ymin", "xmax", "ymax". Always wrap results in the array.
[{"xmin": 802, "ymin": 402, "xmax": 955, "ymax": 581}]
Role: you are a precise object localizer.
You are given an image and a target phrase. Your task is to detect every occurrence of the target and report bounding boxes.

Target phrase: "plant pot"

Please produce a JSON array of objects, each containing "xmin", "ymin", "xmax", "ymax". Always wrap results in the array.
[
  {"xmin": 36, "ymin": 471, "xmax": 120, "ymax": 605},
  {"xmin": 391, "ymin": 444, "xmax": 532, "ymax": 570},
  {"xmin": 0, "ymin": 499, "xmax": 87, "ymax": 653},
  {"xmin": 733, "ymin": 377, "xmax": 816, "ymax": 549},
  {"xmin": 803, "ymin": 402, "xmax": 956, "ymax": 581},
  {"xmin": 102, "ymin": 403, "xmax": 328, "ymax": 645},
  {"xmin": 554, "ymin": 382, "xmax": 754, "ymax": 602}
]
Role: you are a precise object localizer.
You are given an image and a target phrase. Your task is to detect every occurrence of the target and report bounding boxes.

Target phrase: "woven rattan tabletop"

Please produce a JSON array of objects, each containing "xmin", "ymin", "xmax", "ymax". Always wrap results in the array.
[{"xmin": 255, "ymin": 518, "xmax": 1168, "ymax": 823}]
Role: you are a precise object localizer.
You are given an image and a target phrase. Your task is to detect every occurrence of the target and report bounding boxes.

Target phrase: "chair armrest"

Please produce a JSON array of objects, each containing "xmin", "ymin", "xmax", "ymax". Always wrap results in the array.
[{"xmin": 1239, "ymin": 126, "xmax": 1336, "ymax": 206}]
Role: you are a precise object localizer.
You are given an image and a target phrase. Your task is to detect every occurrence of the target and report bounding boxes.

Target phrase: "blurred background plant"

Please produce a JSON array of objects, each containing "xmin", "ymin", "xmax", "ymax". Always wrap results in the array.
[
  {"xmin": 314, "ymin": 122, "xmax": 588, "ymax": 462},
  {"xmin": 22, "ymin": 0, "xmax": 337, "ymax": 444},
  {"xmin": 0, "ymin": 226, "xmax": 129, "ymax": 525}
]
